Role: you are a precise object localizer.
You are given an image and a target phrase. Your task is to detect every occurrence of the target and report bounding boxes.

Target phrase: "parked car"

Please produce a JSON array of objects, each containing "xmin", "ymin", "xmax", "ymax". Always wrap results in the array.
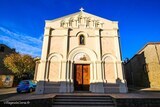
[{"xmin": 16, "ymin": 80, "xmax": 37, "ymax": 93}]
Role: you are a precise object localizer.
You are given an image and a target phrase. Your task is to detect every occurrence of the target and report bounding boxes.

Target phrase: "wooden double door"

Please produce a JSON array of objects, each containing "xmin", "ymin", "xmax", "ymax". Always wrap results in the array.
[{"xmin": 74, "ymin": 64, "xmax": 90, "ymax": 91}]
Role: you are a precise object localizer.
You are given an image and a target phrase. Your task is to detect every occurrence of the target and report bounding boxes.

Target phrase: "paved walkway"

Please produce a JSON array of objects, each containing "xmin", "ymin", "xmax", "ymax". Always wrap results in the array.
[
  {"xmin": 1, "ymin": 93, "xmax": 56, "ymax": 101},
  {"xmin": 1, "ymin": 91, "xmax": 160, "ymax": 102},
  {"xmin": 111, "ymin": 92, "xmax": 160, "ymax": 99},
  {"xmin": 0, "ymin": 87, "xmax": 16, "ymax": 95}
]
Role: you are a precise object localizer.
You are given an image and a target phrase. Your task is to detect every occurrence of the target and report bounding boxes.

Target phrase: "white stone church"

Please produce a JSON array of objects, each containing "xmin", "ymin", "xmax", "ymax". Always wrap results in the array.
[{"xmin": 35, "ymin": 8, "xmax": 128, "ymax": 94}]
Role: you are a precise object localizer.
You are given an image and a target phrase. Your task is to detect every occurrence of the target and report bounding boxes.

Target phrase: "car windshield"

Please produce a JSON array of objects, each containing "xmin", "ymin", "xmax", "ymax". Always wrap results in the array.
[{"xmin": 19, "ymin": 81, "xmax": 29, "ymax": 85}]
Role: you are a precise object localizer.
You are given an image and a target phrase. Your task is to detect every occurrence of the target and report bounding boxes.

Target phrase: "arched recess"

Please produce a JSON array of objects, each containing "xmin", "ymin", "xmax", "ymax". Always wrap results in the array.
[
  {"xmin": 102, "ymin": 54, "xmax": 117, "ymax": 83},
  {"xmin": 68, "ymin": 47, "xmax": 97, "ymax": 83},
  {"xmin": 68, "ymin": 47, "xmax": 97, "ymax": 61},
  {"xmin": 76, "ymin": 31, "xmax": 89, "ymax": 37},
  {"xmin": 47, "ymin": 53, "xmax": 63, "ymax": 82},
  {"xmin": 73, "ymin": 52, "xmax": 91, "ymax": 61},
  {"xmin": 68, "ymin": 47, "xmax": 98, "ymax": 91}
]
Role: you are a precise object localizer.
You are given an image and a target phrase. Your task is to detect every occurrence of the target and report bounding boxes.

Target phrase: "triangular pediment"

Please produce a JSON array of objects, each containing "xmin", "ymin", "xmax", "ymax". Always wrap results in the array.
[{"xmin": 45, "ymin": 10, "xmax": 118, "ymax": 29}]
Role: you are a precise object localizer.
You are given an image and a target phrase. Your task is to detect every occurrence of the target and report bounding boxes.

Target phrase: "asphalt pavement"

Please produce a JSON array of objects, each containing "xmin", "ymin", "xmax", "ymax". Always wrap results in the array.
[
  {"xmin": 0, "ymin": 87, "xmax": 16, "ymax": 95},
  {"xmin": 0, "ymin": 87, "xmax": 17, "ymax": 100}
]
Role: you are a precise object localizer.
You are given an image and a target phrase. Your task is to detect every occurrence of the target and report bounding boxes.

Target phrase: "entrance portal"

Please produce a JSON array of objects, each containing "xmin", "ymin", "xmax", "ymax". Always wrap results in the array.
[{"xmin": 74, "ymin": 64, "xmax": 90, "ymax": 91}]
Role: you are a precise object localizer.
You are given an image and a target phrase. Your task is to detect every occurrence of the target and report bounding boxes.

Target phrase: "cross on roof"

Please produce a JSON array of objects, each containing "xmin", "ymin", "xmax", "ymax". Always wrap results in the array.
[{"xmin": 80, "ymin": 7, "xmax": 84, "ymax": 12}]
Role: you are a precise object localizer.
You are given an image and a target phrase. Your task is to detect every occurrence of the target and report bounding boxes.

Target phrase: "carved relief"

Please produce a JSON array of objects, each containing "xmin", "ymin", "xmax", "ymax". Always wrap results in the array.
[
  {"xmin": 60, "ymin": 13, "xmax": 104, "ymax": 28},
  {"xmin": 74, "ymin": 53, "xmax": 90, "ymax": 61}
]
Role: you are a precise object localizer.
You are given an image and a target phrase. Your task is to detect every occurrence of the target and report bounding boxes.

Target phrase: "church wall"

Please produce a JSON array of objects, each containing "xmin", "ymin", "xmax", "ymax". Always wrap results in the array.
[
  {"xmin": 101, "ymin": 30, "xmax": 118, "ymax": 37},
  {"xmin": 35, "ymin": 10, "xmax": 128, "ymax": 94},
  {"xmin": 46, "ymin": 20, "xmax": 61, "ymax": 28},
  {"xmin": 69, "ymin": 29, "xmax": 95, "ymax": 37},
  {"xmin": 49, "ymin": 37, "xmax": 65, "ymax": 54},
  {"xmin": 69, "ymin": 32, "xmax": 98, "ymax": 54},
  {"xmin": 116, "ymin": 62, "xmax": 124, "ymax": 80},
  {"xmin": 104, "ymin": 61, "xmax": 116, "ymax": 83},
  {"xmin": 69, "ymin": 37, "xmax": 78, "ymax": 52},
  {"xmin": 85, "ymin": 37, "xmax": 97, "ymax": 51},
  {"xmin": 101, "ymin": 37, "xmax": 115, "ymax": 56},
  {"xmin": 51, "ymin": 29, "xmax": 68, "ymax": 36},
  {"xmin": 49, "ymin": 62, "xmax": 59, "ymax": 82},
  {"xmin": 34, "ymin": 61, "xmax": 41, "ymax": 81}
]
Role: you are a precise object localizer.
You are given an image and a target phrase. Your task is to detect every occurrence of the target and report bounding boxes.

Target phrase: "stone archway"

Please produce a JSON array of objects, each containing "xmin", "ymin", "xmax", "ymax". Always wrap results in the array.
[
  {"xmin": 102, "ymin": 54, "xmax": 118, "ymax": 83},
  {"xmin": 46, "ymin": 53, "xmax": 63, "ymax": 81},
  {"xmin": 68, "ymin": 47, "xmax": 97, "ymax": 61},
  {"xmin": 68, "ymin": 47, "xmax": 97, "ymax": 92},
  {"xmin": 73, "ymin": 53, "xmax": 90, "ymax": 91}
]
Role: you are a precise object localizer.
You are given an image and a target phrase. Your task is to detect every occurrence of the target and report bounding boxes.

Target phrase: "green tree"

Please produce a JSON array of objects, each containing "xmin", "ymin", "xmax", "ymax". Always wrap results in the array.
[{"xmin": 4, "ymin": 53, "xmax": 35, "ymax": 82}]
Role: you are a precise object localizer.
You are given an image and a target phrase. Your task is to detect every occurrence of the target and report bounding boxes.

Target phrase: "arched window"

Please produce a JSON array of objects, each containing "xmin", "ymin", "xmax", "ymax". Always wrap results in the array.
[{"xmin": 79, "ymin": 35, "xmax": 85, "ymax": 45}]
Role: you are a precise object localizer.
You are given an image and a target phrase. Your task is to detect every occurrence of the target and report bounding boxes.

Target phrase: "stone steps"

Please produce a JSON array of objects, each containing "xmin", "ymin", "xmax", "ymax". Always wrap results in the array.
[{"xmin": 52, "ymin": 95, "xmax": 115, "ymax": 107}]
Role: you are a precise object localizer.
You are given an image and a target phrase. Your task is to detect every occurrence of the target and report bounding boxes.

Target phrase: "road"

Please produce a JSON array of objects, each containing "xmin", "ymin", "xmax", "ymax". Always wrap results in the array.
[
  {"xmin": 0, "ymin": 87, "xmax": 16, "ymax": 95},
  {"xmin": 0, "ymin": 87, "xmax": 17, "ymax": 100},
  {"xmin": 0, "ymin": 87, "xmax": 35, "ymax": 101}
]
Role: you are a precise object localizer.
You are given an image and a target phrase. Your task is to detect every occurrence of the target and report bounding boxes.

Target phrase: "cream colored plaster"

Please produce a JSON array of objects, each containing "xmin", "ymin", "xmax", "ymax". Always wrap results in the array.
[{"xmin": 35, "ymin": 10, "xmax": 127, "ymax": 94}]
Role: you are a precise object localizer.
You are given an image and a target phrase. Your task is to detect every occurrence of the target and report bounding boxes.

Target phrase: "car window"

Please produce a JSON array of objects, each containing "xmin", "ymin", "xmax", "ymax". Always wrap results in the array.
[{"xmin": 20, "ymin": 81, "xmax": 29, "ymax": 85}]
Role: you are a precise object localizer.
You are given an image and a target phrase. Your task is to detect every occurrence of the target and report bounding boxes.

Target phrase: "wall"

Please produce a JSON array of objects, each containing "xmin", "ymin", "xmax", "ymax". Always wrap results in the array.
[
  {"xmin": 35, "ymin": 11, "xmax": 127, "ymax": 94},
  {"xmin": 0, "ymin": 75, "xmax": 14, "ymax": 87},
  {"xmin": 0, "ymin": 44, "xmax": 15, "ymax": 88},
  {"xmin": 124, "ymin": 43, "xmax": 160, "ymax": 88}
]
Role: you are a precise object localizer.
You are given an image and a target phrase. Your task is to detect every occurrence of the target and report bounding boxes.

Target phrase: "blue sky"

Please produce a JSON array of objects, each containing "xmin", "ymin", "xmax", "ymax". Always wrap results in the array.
[{"xmin": 0, "ymin": 0, "xmax": 160, "ymax": 60}]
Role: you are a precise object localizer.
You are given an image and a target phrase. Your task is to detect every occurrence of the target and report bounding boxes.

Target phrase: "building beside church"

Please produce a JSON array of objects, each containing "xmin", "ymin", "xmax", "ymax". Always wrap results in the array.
[
  {"xmin": 35, "ymin": 9, "xmax": 128, "ymax": 94},
  {"xmin": 124, "ymin": 42, "xmax": 160, "ymax": 88},
  {"xmin": 0, "ymin": 44, "xmax": 15, "ymax": 88}
]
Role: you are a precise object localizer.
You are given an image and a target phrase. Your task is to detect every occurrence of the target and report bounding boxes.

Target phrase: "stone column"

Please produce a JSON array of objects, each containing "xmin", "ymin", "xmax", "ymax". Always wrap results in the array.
[
  {"xmin": 34, "ymin": 60, "xmax": 40, "ymax": 80},
  {"xmin": 59, "ymin": 28, "xmax": 70, "ymax": 93},
  {"xmin": 101, "ymin": 61, "xmax": 106, "ymax": 83},
  {"xmin": 36, "ymin": 27, "xmax": 52, "ymax": 94},
  {"xmin": 59, "ymin": 60, "xmax": 67, "ymax": 92},
  {"xmin": 114, "ymin": 29, "xmax": 128, "ymax": 93},
  {"xmin": 69, "ymin": 61, "xmax": 74, "ymax": 92},
  {"xmin": 94, "ymin": 29, "xmax": 104, "ymax": 93},
  {"xmin": 95, "ymin": 61, "xmax": 104, "ymax": 93}
]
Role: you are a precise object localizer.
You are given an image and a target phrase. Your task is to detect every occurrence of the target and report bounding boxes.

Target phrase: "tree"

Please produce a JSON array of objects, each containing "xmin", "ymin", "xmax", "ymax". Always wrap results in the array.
[{"xmin": 3, "ymin": 53, "xmax": 35, "ymax": 81}]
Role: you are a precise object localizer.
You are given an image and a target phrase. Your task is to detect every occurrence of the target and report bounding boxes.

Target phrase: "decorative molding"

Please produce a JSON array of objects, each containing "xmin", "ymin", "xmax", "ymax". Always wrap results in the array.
[{"xmin": 60, "ymin": 12, "xmax": 104, "ymax": 29}]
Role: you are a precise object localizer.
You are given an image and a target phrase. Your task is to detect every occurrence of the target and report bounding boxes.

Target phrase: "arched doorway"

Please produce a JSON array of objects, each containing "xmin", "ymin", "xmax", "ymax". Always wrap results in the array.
[
  {"xmin": 68, "ymin": 47, "xmax": 98, "ymax": 92},
  {"xmin": 73, "ymin": 53, "xmax": 90, "ymax": 91},
  {"xmin": 74, "ymin": 64, "xmax": 90, "ymax": 91}
]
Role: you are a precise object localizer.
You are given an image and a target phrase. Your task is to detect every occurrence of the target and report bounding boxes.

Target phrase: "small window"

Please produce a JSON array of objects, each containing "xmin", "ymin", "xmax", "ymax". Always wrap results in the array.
[
  {"xmin": 79, "ymin": 35, "xmax": 85, "ymax": 45},
  {"xmin": 0, "ymin": 46, "xmax": 5, "ymax": 52}
]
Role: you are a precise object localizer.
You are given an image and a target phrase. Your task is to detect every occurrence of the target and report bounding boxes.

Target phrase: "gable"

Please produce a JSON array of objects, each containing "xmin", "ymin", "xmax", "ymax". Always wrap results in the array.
[{"xmin": 45, "ymin": 11, "xmax": 118, "ymax": 30}]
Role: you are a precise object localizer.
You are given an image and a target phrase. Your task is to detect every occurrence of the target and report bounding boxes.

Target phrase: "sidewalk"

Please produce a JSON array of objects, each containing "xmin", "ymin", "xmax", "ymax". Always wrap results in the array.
[
  {"xmin": 0, "ymin": 87, "xmax": 16, "ymax": 95},
  {"xmin": 1, "ymin": 91, "xmax": 160, "ymax": 102},
  {"xmin": 1, "ymin": 93, "xmax": 56, "ymax": 102},
  {"xmin": 1, "ymin": 92, "xmax": 160, "ymax": 107}
]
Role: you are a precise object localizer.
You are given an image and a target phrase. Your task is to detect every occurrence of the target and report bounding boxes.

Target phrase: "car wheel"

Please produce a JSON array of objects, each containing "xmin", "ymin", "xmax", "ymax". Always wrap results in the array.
[{"xmin": 29, "ymin": 88, "xmax": 33, "ymax": 93}]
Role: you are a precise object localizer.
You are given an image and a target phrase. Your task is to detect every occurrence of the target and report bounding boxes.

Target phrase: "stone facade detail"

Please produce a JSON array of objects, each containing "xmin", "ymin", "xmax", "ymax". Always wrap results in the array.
[
  {"xmin": 60, "ymin": 13, "xmax": 104, "ymax": 29},
  {"xmin": 124, "ymin": 43, "xmax": 160, "ymax": 88},
  {"xmin": 35, "ymin": 9, "xmax": 128, "ymax": 94}
]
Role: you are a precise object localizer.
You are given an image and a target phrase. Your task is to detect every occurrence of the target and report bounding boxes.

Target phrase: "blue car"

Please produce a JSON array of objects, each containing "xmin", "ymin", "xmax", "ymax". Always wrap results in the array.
[{"xmin": 17, "ymin": 80, "xmax": 37, "ymax": 93}]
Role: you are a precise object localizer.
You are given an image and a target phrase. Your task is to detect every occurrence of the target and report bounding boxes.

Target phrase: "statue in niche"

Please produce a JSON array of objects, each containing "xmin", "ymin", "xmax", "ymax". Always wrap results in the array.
[{"xmin": 80, "ymin": 35, "xmax": 85, "ymax": 45}]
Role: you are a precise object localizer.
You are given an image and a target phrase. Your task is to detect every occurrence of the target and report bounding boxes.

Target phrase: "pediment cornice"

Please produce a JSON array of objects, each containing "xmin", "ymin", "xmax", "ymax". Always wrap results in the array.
[{"xmin": 45, "ymin": 9, "xmax": 117, "ymax": 29}]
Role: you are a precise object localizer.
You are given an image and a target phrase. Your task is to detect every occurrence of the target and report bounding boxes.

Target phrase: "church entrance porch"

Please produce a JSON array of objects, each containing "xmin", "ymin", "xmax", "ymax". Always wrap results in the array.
[{"xmin": 74, "ymin": 64, "xmax": 90, "ymax": 91}]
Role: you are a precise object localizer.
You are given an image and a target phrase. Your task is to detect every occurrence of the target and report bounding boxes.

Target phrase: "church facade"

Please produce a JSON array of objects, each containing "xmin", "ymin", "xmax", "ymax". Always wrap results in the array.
[{"xmin": 35, "ymin": 9, "xmax": 128, "ymax": 94}]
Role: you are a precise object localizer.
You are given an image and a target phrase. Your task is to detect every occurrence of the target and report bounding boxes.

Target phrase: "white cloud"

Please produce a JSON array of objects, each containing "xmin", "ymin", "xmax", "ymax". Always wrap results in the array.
[
  {"xmin": 38, "ymin": 34, "xmax": 44, "ymax": 41},
  {"xmin": 0, "ymin": 27, "xmax": 42, "ymax": 57}
]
